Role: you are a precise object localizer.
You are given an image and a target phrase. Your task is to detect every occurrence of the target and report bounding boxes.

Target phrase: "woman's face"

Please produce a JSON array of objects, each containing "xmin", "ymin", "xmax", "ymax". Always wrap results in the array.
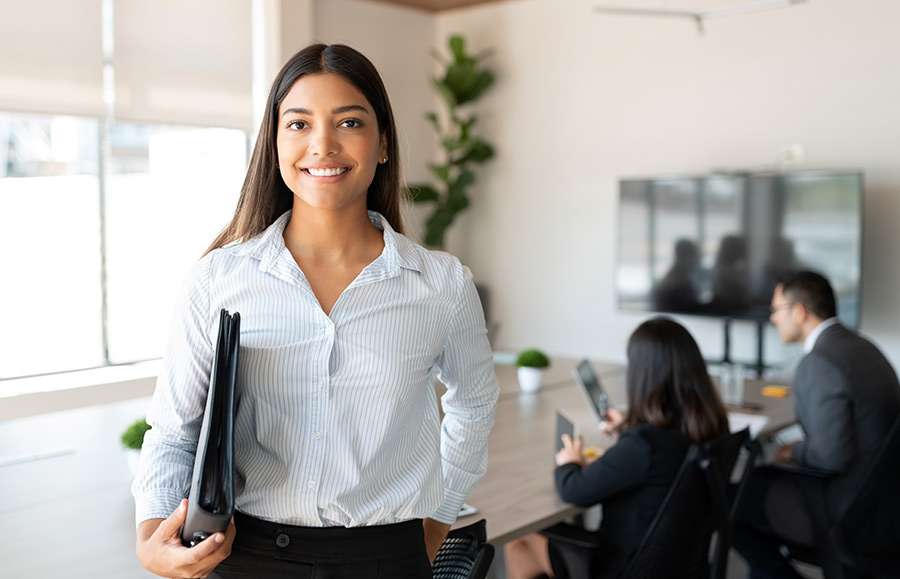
[{"xmin": 276, "ymin": 72, "xmax": 386, "ymax": 213}]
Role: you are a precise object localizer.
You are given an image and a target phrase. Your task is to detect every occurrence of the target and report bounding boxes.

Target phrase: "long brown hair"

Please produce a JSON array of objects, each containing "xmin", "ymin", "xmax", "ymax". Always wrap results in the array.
[
  {"xmin": 620, "ymin": 317, "xmax": 729, "ymax": 443},
  {"xmin": 205, "ymin": 43, "xmax": 405, "ymax": 255}
]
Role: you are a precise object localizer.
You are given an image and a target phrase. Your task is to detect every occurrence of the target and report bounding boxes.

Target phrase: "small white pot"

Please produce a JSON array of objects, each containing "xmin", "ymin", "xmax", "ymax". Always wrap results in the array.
[{"xmin": 517, "ymin": 367, "xmax": 545, "ymax": 393}]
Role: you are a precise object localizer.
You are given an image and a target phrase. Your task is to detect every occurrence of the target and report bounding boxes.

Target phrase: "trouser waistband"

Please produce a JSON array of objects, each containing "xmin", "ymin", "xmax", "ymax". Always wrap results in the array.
[{"xmin": 233, "ymin": 511, "xmax": 425, "ymax": 563}]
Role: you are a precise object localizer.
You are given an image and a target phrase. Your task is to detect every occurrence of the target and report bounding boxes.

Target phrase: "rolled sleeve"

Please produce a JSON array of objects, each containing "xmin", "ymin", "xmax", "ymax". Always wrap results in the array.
[
  {"xmin": 130, "ymin": 258, "xmax": 214, "ymax": 525},
  {"xmin": 432, "ymin": 264, "xmax": 499, "ymax": 524}
]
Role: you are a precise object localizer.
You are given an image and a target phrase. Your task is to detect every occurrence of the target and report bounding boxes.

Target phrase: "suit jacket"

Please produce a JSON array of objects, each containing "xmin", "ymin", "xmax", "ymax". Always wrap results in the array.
[{"xmin": 791, "ymin": 322, "xmax": 900, "ymax": 517}]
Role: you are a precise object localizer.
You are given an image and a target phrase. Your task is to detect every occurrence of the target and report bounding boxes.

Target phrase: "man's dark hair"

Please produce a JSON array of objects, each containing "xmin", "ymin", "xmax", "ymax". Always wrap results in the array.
[{"xmin": 777, "ymin": 270, "xmax": 837, "ymax": 320}]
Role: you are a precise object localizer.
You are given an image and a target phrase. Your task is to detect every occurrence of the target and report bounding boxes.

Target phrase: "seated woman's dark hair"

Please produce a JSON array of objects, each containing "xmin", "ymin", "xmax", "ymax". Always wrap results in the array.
[{"xmin": 620, "ymin": 317, "xmax": 729, "ymax": 443}]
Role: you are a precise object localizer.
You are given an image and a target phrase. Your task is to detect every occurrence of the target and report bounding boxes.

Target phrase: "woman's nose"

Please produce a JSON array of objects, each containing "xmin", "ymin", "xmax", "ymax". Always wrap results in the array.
[{"xmin": 309, "ymin": 126, "xmax": 339, "ymax": 156}]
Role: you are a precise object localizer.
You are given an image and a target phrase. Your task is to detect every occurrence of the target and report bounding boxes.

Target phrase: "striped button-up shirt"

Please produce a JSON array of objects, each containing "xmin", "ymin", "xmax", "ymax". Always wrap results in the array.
[{"xmin": 132, "ymin": 211, "xmax": 499, "ymax": 527}]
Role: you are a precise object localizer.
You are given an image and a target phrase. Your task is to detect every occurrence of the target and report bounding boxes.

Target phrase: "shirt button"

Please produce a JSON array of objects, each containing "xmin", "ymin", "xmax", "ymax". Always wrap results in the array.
[
  {"xmin": 314, "ymin": 432, "xmax": 322, "ymax": 439},
  {"xmin": 307, "ymin": 480, "xmax": 316, "ymax": 489},
  {"xmin": 324, "ymin": 326, "xmax": 334, "ymax": 336},
  {"xmin": 317, "ymin": 380, "xmax": 325, "ymax": 389},
  {"xmin": 276, "ymin": 533, "xmax": 290, "ymax": 548}
]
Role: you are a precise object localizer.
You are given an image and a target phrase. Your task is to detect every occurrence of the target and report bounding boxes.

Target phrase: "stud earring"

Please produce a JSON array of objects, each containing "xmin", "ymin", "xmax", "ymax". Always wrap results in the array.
[{"xmin": 380, "ymin": 156, "xmax": 389, "ymax": 164}]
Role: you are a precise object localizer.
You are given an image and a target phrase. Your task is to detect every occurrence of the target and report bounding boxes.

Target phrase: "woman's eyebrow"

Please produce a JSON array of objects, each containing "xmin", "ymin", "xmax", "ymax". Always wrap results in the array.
[
  {"xmin": 281, "ymin": 104, "xmax": 370, "ymax": 117},
  {"xmin": 333, "ymin": 104, "xmax": 370, "ymax": 115}
]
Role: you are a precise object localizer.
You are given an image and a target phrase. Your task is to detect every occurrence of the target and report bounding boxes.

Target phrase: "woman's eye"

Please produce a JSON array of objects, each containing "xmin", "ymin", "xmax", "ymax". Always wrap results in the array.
[
  {"xmin": 340, "ymin": 119, "xmax": 361, "ymax": 128},
  {"xmin": 287, "ymin": 120, "xmax": 307, "ymax": 130}
]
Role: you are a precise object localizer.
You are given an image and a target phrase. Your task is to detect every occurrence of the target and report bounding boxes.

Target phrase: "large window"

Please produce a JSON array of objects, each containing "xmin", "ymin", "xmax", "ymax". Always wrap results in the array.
[{"xmin": 0, "ymin": 111, "xmax": 247, "ymax": 381}]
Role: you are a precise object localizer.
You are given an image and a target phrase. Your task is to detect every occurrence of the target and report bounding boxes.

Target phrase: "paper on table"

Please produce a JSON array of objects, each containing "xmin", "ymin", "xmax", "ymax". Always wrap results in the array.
[{"xmin": 728, "ymin": 412, "xmax": 770, "ymax": 439}]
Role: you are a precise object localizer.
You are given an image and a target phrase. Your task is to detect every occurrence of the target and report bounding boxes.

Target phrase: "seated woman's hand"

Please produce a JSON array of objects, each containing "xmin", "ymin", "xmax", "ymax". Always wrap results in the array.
[
  {"xmin": 600, "ymin": 407, "xmax": 624, "ymax": 436},
  {"xmin": 555, "ymin": 433, "xmax": 586, "ymax": 467}
]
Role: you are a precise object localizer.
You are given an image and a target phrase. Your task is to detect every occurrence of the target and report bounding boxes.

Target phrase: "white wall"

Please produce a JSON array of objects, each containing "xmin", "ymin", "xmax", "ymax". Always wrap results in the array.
[{"xmin": 435, "ymin": 0, "xmax": 900, "ymax": 369}]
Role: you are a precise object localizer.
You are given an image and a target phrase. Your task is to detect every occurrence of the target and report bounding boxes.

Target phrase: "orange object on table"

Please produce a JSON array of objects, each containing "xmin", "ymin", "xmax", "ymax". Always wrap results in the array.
[{"xmin": 762, "ymin": 385, "xmax": 790, "ymax": 397}]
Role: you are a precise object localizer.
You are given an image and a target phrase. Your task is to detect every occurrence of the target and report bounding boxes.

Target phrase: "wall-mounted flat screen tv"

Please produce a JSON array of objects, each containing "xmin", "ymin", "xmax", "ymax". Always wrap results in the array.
[{"xmin": 616, "ymin": 170, "xmax": 863, "ymax": 328}]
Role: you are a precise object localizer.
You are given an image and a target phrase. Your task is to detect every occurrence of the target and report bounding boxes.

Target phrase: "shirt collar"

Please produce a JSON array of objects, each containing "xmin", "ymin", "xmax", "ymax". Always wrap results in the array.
[
  {"xmin": 367, "ymin": 210, "xmax": 423, "ymax": 275},
  {"xmin": 233, "ymin": 210, "xmax": 423, "ymax": 275},
  {"xmin": 804, "ymin": 317, "xmax": 840, "ymax": 353}
]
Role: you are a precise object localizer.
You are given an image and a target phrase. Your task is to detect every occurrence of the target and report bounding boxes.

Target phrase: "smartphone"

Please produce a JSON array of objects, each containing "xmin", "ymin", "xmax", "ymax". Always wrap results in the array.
[
  {"xmin": 572, "ymin": 360, "xmax": 611, "ymax": 424},
  {"xmin": 458, "ymin": 503, "xmax": 478, "ymax": 517},
  {"xmin": 555, "ymin": 409, "xmax": 577, "ymax": 453}
]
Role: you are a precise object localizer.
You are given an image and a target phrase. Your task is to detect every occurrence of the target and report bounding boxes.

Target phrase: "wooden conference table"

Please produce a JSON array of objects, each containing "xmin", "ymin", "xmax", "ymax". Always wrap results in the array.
[{"xmin": 450, "ymin": 356, "xmax": 796, "ymax": 547}]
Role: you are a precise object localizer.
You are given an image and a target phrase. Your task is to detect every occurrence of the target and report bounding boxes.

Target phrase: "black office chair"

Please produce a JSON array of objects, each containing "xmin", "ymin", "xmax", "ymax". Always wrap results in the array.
[
  {"xmin": 432, "ymin": 518, "xmax": 495, "ymax": 579},
  {"xmin": 772, "ymin": 415, "xmax": 900, "ymax": 579},
  {"xmin": 542, "ymin": 428, "xmax": 754, "ymax": 579}
]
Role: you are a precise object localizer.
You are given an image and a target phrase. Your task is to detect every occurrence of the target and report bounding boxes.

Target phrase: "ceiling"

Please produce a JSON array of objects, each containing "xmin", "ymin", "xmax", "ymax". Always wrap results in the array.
[
  {"xmin": 370, "ymin": 0, "xmax": 802, "ymax": 12},
  {"xmin": 368, "ymin": 0, "xmax": 507, "ymax": 12}
]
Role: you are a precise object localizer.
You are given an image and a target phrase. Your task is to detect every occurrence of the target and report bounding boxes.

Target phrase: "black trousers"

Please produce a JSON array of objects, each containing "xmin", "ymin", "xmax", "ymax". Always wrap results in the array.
[{"xmin": 209, "ymin": 511, "xmax": 431, "ymax": 579}]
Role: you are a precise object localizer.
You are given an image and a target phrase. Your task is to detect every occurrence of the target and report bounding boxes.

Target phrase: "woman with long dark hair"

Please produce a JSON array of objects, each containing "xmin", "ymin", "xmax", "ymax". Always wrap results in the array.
[
  {"xmin": 132, "ymin": 43, "xmax": 499, "ymax": 579},
  {"xmin": 506, "ymin": 317, "xmax": 729, "ymax": 578}
]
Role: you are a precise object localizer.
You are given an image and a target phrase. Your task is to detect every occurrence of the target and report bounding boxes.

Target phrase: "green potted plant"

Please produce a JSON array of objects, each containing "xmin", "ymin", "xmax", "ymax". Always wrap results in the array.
[
  {"xmin": 516, "ymin": 348, "xmax": 551, "ymax": 393},
  {"xmin": 407, "ymin": 34, "xmax": 495, "ymax": 249},
  {"xmin": 121, "ymin": 417, "xmax": 151, "ymax": 476}
]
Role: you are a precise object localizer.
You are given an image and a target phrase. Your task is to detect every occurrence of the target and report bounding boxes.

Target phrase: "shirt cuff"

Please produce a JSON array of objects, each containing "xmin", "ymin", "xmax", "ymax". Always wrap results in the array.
[
  {"xmin": 132, "ymin": 487, "xmax": 185, "ymax": 527},
  {"xmin": 431, "ymin": 487, "xmax": 468, "ymax": 524}
]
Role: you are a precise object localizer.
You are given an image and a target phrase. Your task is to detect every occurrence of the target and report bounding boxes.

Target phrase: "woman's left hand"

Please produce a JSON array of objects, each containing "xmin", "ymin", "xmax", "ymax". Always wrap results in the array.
[
  {"xmin": 555, "ymin": 434, "xmax": 586, "ymax": 467},
  {"xmin": 423, "ymin": 518, "xmax": 451, "ymax": 564}
]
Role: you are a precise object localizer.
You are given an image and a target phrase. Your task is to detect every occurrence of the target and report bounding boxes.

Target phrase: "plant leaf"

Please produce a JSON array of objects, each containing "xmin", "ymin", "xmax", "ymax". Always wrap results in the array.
[
  {"xmin": 452, "ymin": 168, "xmax": 476, "ymax": 191},
  {"xmin": 446, "ymin": 188, "xmax": 470, "ymax": 212},
  {"xmin": 425, "ymin": 112, "xmax": 441, "ymax": 133},
  {"xmin": 424, "ymin": 204, "xmax": 456, "ymax": 248},
  {"xmin": 432, "ymin": 79, "xmax": 457, "ymax": 109},
  {"xmin": 443, "ymin": 61, "xmax": 479, "ymax": 104},
  {"xmin": 455, "ymin": 141, "xmax": 494, "ymax": 165},
  {"xmin": 429, "ymin": 164, "xmax": 451, "ymax": 184},
  {"xmin": 406, "ymin": 184, "xmax": 440, "ymax": 203},
  {"xmin": 455, "ymin": 70, "xmax": 494, "ymax": 106},
  {"xmin": 442, "ymin": 135, "xmax": 470, "ymax": 151},
  {"xmin": 449, "ymin": 35, "xmax": 466, "ymax": 62}
]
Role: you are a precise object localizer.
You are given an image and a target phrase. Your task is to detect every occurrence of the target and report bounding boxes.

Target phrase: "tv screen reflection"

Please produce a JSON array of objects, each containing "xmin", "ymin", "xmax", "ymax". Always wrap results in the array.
[{"xmin": 616, "ymin": 171, "xmax": 863, "ymax": 328}]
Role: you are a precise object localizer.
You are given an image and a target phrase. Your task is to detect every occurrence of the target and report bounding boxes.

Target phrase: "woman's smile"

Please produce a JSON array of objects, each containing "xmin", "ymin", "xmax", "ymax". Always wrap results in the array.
[{"xmin": 305, "ymin": 166, "xmax": 349, "ymax": 177}]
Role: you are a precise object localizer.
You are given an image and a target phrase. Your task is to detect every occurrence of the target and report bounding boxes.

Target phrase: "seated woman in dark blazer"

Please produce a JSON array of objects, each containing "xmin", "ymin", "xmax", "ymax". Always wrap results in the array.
[{"xmin": 505, "ymin": 317, "xmax": 730, "ymax": 579}]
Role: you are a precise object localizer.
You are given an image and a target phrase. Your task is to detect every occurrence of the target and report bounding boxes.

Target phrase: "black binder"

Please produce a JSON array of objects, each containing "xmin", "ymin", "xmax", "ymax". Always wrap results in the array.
[{"xmin": 181, "ymin": 308, "xmax": 240, "ymax": 547}]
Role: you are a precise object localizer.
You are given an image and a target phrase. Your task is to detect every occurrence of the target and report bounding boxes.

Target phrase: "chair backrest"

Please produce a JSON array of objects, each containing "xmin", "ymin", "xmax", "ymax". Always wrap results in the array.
[
  {"xmin": 710, "ymin": 429, "xmax": 757, "ymax": 579},
  {"xmin": 623, "ymin": 428, "xmax": 749, "ymax": 579},
  {"xmin": 833, "ymin": 414, "xmax": 900, "ymax": 574},
  {"xmin": 432, "ymin": 518, "xmax": 495, "ymax": 579}
]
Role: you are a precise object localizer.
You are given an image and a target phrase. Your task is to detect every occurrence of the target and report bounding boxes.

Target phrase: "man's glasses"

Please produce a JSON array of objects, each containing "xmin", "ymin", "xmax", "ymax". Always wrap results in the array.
[{"xmin": 769, "ymin": 303, "xmax": 796, "ymax": 314}]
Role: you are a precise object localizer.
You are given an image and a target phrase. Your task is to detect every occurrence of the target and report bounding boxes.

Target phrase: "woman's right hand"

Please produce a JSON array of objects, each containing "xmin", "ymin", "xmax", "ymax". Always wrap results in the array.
[
  {"xmin": 555, "ymin": 434, "xmax": 586, "ymax": 467},
  {"xmin": 600, "ymin": 407, "xmax": 624, "ymax": 435},
  {"xmin": 136, "ymin": 499, "xmax": 236, "ymax": 578}
]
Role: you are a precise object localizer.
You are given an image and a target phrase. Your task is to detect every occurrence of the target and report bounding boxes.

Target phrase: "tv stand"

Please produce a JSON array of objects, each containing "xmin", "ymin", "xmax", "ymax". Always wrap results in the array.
[{"xmin": 717, "ymin": 317, "xmax": 767, "ymax": 378}]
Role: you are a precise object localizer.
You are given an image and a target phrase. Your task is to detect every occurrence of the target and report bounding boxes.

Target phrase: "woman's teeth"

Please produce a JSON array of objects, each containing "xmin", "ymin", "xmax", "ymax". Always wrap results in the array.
[{"xmin": 307, "ymin": 167, "xmax": 348, "ymax": 177}]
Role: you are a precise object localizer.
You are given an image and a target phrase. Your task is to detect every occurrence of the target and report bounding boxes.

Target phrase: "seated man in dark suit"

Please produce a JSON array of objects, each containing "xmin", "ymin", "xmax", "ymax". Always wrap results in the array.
[{"xmin": 734, "ymin": 270, "xmax": 900, "ymax": 578}]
